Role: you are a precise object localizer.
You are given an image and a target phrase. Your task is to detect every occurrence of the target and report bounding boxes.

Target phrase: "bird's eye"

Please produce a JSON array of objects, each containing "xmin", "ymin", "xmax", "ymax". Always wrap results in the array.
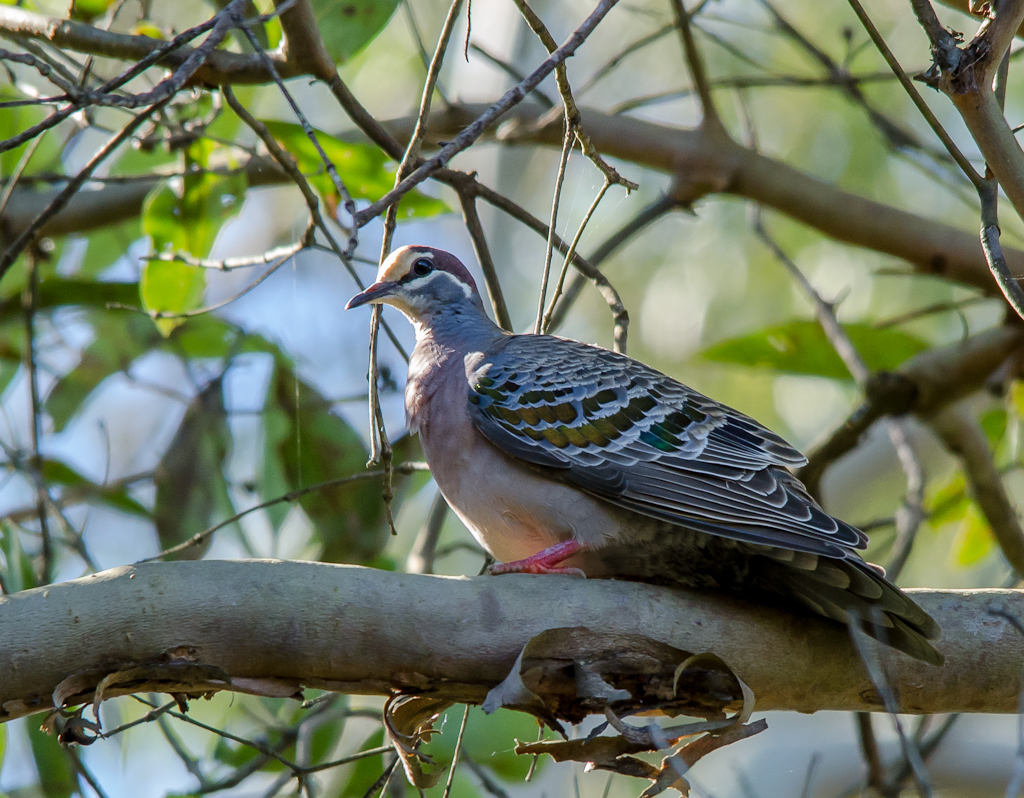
[{"xmin": 412, "ymin": 258, "xmax": 433, "ymax": 277}]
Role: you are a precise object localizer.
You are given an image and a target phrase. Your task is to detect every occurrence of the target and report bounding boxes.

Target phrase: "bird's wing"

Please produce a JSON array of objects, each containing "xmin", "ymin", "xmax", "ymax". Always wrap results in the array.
[{"xmin": 467, "ymin": 335, "xmax": 866, "ymax": 558}]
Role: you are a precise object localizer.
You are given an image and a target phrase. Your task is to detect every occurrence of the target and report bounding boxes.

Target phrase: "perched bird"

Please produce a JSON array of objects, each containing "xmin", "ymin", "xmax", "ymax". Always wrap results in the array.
[{"xmin": 347, "ymin": 245, "xmax": 943, "ymax": 665}]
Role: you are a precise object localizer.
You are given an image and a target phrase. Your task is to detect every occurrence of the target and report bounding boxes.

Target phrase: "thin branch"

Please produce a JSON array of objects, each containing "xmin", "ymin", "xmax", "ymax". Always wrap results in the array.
[
  {"xmin": 979, "ymin": 177, "xmax": 1024, "ymax": 320},
  {"xmin": 0, "ymin": 3, "xmax": 299, "ymax": 88},
  {"xmin": 147, "ymin": 241, "xmax": 306, "ymax": 271},
  {"xmin": 799, "ymin": 327, "xmax": 1024, "ymax": 496},
  {"xmin": 0, "ymin": 94, "xmax": 173, "ymax": 283},
  {"xmin": 468, "ymin": 43, "xmax": 555, "ymax": 107},
  {"xmin": 351, "ymin": 0, "xmax": 621, "ymax": 226},
  {"xmin": 508, "ymin": 0, "xmax": 637, "ymax": 190},
  {"xmin": 441, "ymin": 706, "xmax": 470, "ymax": 798},
  {"xmin": 541, "ymin": 177, "xmax": 611, "ymax": 332},
  {"xmin": 22, "ymin": 252, "xmax": 51, "ymax": 585},
  {"xmin": 475, "ymin": 182, "xmax": 629, "ymax": 351},
  {"xmin": 931, "ymin": 401, "xmax": 1024, "ymax": 579},
  {"xmin": 406, "ymin": 491, "xmax": 450, "ymax": 575},
  {"xmin": 547, "ymin": 192, "xmax": 677, "ymax": 333},
  {"xmin": 848, "ymin": 620, "xmax": 933, "ymax": 797},
  {"xmin": 222, "ymin": 86, "xmax": 409, "ymax": 361},
  {"xmin": 139, "ymin": 462, "xmax": 428, "ymax": 562},
  {"xmin": 237, "ymin": 22, "xmax": 356, "ymax": 251},
  {"xmin": 754, "ymin": 213, "xmax": 926, "ymax": 576},
  {"xmin": 844, "ymin": 0, "xmax": 984, "ymax": 188},
  {"xmin": 670, "ymin": 0, "xmax": 726, "ymax": 136},
  {"xmin": 535, "ymin": 120, "xmax": 574, "ymax": 335},
  {"xmin": 454, "ymin": 183, "xmax": 513, "ymax": 330},
  {"xmin": 855, "ymin": 713, "xmax": 887, "ymax": 795},
  {"xmin": 577, "ymin": 23, "xmax": 675, "ymax": 95}
]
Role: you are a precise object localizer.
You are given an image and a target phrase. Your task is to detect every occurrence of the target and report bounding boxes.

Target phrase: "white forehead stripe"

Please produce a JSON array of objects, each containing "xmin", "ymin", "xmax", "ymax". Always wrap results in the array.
[{"xmin": 378, "ymin": 248, "xmax": 434, "ymax": 281}]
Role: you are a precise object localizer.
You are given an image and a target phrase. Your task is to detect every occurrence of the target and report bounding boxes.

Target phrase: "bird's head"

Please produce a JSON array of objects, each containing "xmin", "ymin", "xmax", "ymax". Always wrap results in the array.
[{"xmin": 345, "ymin": 245, "xmax": 483, "ymax": 321}]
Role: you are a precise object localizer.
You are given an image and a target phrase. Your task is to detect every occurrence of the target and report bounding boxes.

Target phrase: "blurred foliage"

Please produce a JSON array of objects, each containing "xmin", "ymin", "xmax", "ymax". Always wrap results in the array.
[
  {"xmin": 261, "ymin": 121, "xmax": 449, "ymax": 217},
  {"xmin": 700, "ymin": 320, "xmax": 928, "ymax": 381}
]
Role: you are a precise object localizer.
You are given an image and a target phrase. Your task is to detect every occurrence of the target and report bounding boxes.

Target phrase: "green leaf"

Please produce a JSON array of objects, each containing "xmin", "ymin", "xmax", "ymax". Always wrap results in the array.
[
  {"xmin": 0, "ymin": 319, "xmax": 25, "ymax": 399},
  {"xmin": 260, "ymin": 121, "xmax": 449, "ymax": 218},
  {"xmin": 0, "ymin": 520, "xmax": 35, "ymax": 593},
  {"xmin": 164, "ymin": 315, "xmax": 278, "ymax": 360},
  {"xmin": 1010, "ymin": 381, "xmax": 1024, "ymax": 419},
  {"xmin": 700, "ymin": 320, "xmax": 929, "ymax": 381},
  {"xmin": 928, "ymin": 473, "xmax": 969, "ymax": 527},
  {"xmin": 980, "ymin": 408, "xmax": 1007, "ymax": 448},
  {"xmin": 70, "ymin": 0, "xmax": 118, "ymax": 21},
  {"xmin": 153, "ymin": 378, "xmax": 235, "ymax": 559},
  {"xmin": 141, "ymin": 141, "xmax": 246, "ymax": 334},
  {"xmin": 46, "ymin": 312, "xmax": 161, "ymax": 432},
  {"xmin": 28, "ymin": 724, "xmax": 75, "ymax": 798},
  {"xmin": 951, "ymin": 503, "xmax": 995, "ymax": 567},
  {"xmin": 139, "ymin": 255, "xmax": 206, "ymax": 336},
  {"xmin": 261, "ymin": 355, "xmax": 386, "ymax": 563},
  {"xmin": 312, "ymin": 0, "xmax": 400, "ymax": 63},
  {"xmin": 41, "ymin": 458, "xmax": 149, "ymax": 518},
  {"xmin": 0, "ymin": 278, "xmax": 137, "ymax": 331},
  {"xmin": 76, "ymin": 219, "xmax": 144, "ymax": 278},
  {"xmin": 0, "ymin": 88, "xmax": 62, "ymax": 177},
  {"xmin": 340, "ymin": 729, "xmax": 388, "ymax": 797},
  {"xmin": 142, "ymin": 142, "xmax": 245, "ymax": 259}
]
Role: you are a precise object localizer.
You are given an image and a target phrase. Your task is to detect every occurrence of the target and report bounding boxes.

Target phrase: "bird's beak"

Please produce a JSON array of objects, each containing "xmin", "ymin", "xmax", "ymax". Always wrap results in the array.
[{"xmin": 345, "ymin": 281, "xmax": 397, "ymax": 310}]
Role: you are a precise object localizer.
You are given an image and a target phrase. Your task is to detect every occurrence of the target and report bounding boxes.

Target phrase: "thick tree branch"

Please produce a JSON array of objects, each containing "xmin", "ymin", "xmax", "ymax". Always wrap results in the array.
[{"xmin": 1, "ymin": 561, "xmax": 1022, "ymax": 725}]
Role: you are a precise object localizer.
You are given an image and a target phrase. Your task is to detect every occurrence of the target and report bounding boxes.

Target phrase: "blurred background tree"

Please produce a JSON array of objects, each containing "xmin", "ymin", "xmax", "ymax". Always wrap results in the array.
[{"xmin": 2, "ymin": 0, "xmax": 1024, "ymax": 794}]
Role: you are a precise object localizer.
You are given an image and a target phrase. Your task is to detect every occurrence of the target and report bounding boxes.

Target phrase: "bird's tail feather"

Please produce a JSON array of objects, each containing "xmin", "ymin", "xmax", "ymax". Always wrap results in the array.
[{"xmin": 756, "ymin": 554, "xmax": 944, "ymax": 666}]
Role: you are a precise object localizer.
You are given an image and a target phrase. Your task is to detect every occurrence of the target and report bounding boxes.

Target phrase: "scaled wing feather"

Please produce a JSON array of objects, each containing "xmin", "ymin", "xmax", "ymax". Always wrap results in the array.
[{"xmin": 467, "ymin": 336, "xmax": 866, "ymax": 557}]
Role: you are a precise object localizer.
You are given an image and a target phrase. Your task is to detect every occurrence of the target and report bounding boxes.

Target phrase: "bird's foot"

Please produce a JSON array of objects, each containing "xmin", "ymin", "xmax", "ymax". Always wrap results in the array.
[{"xmin": 488, "ymin": 539, "xmax": 586, "ymax": 578}]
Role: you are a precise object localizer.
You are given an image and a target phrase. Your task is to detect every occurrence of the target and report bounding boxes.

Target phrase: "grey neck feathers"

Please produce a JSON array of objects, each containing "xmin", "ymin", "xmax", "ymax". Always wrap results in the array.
[{"xmin": 412, "ymin": 295, "xmax": 505, "ymax": 354}]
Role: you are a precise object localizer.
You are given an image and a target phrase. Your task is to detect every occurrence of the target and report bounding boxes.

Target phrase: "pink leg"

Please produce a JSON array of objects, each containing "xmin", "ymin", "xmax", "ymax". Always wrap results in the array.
[{"xmin": 489, "ymin": 538, "xmax": 586, "ymax": 577}]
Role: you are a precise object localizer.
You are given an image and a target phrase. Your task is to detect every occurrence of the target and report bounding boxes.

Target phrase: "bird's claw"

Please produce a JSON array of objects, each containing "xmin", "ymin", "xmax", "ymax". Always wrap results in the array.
[{"xmin": 488, "ymin": 561, "xmax": 586, "ymax": 578}]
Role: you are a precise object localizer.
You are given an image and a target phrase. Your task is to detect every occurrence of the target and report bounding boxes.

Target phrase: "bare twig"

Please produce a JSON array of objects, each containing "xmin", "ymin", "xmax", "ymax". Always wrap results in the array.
[
  {"xmin": 236, "ymin": 22, "xmax": 356, "ymax": 251},
  {"xmin": 140, "ymin": 462, "xmax": 428, "ymax": 561},
  {"xmin": 222, "ymin": 86, "xmax": 408, "ymax": 360},
  {"xmin": 535, "ymin": 119, "xmax": 574, "ymax": 334},
  {"xmin": 541, "ymin": 177, "xmax": 612, "ymax": 332},
  {"xmin": 547, "ymin": 192, "xmax": 678, "ymax": 332},
  {"xmin": 468, "ymin": 43, "xmax": 556, "ymax": 108},
  {"xmin": 508, "ymin": 0, "xmax": 637, "ymax": 190},
  {"xmin": 21, "ymin": 252, "xmax": 51, "ymax": 585},
  {"xmin": 406, "ymin": 491, "xmax": 450, "ymax": 575},
  {"xmin": 848, "ymin": 619, "xmax": 933, "ymax": 797},
  {"xmin": 843, "ymin": 0, "xmax": 983, "ymax": 188},
  {"xmin": 477, "ymin": 183, "xmax": 629, "ymax": 351},
  {"xmin": 454, "ymin": 182, "xmax": 513, "ymax": 330},
  {"xmin": 0, "ymin": 94, "xmax": 172, "ymax": 284},
  {"xmin": 670, "ymin": 0, "xmax": 726, "ymax": 135},
  {"xmin": 351, "ymin": 0, "xmax": 621, "ymax": 226},
  {"xmin": 754, "ymin": 213, "xmax": 926, "ymax": 578},
  {"xmin": 441, "ymin": 706, "xmax": 471, "ymax": 798},
  {"xmin": 147, "ymin": 241, "xmax": 306, "ymax": 271},
  {"xmin": 856, "ymin": 713, "xmax": 887, "ymax": 795}
]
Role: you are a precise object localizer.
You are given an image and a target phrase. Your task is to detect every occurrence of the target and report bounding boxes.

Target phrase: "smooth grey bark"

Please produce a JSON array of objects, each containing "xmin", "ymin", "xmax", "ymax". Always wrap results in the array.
[{"xmin": 0, "ymin": 560, "xmax": 1021, "ymax": 722}]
